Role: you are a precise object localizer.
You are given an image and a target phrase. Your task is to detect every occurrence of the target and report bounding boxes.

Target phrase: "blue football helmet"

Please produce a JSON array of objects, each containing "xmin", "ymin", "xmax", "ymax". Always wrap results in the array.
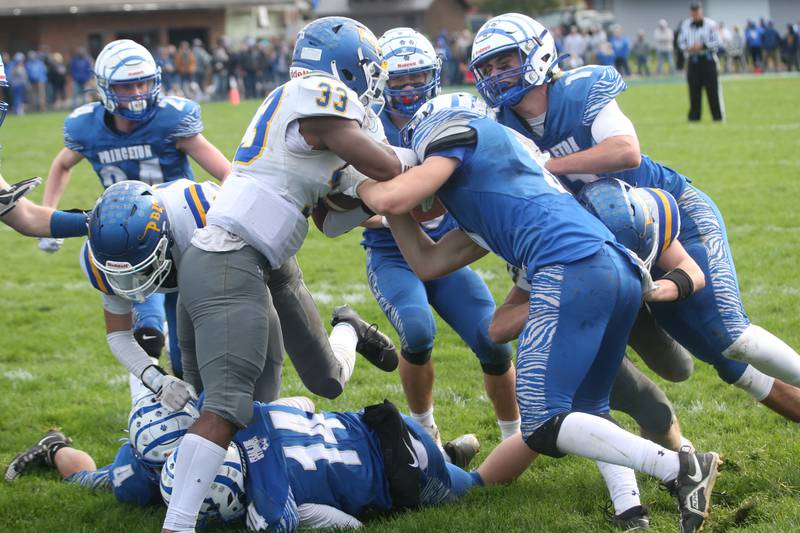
[
  {"xmin": 88, "ymin": 181, "xmax": 172, "ymax": 302},
  {"xmin": 577, "ymin": 178, "xmax": 658, "ymax": 267},
  {"xmin": 161, "ymin": 442, "xmax": 246, "ymax": 526},
  {"xmin": 95, "ymin": 39, "xmax": 161, "ymax": 121},
  {"xmin": 380, "ymin": 27, "xmax": 441, "ymax": 117},
  {"xmin": 469, "ymin": 13, "xmax": 563, "ymax": 107},
  {"xmin": 128, "ymin": 391, "xmax": 199, "ymax": 467},
  {"xmin": 0, "ymin": 54, "xmax": 8, "ymax": 128},
  {"xmin": 290, "ymin": 16, "xmax": 388, "ymax": 108}
]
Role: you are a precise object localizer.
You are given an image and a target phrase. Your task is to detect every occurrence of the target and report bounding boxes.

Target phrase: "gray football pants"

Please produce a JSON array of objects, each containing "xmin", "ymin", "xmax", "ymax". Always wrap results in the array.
[{"xmin": 178, "ymin": 246, "xmax": 348, "ymax": 428}]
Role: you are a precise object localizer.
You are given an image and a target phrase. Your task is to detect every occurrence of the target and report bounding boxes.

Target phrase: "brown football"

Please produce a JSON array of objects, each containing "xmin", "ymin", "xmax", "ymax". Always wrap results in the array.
[{"xmin": 324, "ymin": 193, "xmax": 362, "ymax": 212}]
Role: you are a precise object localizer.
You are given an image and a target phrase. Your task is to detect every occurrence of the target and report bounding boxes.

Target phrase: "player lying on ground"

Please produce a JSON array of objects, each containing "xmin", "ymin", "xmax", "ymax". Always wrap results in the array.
[
  {"xmin": 7, "ymin": 395, "xmax": 480, "ymax": 531},
  {"xmin": 471, "ymin": 12, "xmax": 800, "ymax": 424},
  {"xmin": 85, "ymin": 179, "xmax": 398, "ymax": 414},
  {"xmin": 162, "ymin": 396, "xmax": 481, "ymax": 531},
  {"xmin": 357, "ymin": 92, "xmax": 720, "ymax": 532}
]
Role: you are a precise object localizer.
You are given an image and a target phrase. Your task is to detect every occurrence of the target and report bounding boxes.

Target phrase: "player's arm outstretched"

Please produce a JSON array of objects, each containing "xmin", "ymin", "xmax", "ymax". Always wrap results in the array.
[
  {"xmin": 383, "ymin": 212, "xmax": 487, "ymax": 280},
  {"xmin": 0, "ymin": 176, "xmax": 88, "ymax": 238},
  {"xmin": 102, "ymin": 305, "xmax": 196, "ymax": 411}
]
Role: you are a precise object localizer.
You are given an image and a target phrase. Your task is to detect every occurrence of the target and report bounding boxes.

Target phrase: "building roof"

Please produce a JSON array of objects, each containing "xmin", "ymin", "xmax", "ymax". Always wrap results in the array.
[
  {"xmin": 316, "ymin": 0, "xmax": 437, "ymax": 16},
  {"xmin": 0, "ymin": 0, "xmax": 297, "ymax": 17}
]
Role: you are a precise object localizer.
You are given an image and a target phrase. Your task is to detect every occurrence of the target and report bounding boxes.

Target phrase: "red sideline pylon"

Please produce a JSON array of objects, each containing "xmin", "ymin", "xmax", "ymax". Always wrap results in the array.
[{"xmin": 228, "ymin": 76, "xmax": 241, "ymax": 106}]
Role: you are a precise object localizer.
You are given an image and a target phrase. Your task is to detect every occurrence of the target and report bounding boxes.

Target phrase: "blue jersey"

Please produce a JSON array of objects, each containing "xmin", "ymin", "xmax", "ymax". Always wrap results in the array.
[
  {"xmin": 415, "ymin": 113, "xmax": 630, "ymax": 277},
  {"xmin": 495, "ymin": 65, "xmax": 688, "ymax": 198},
  {"xmin": 65, "ymin": 441, "xmax": 161, "ymax": 507},
  {"xmin": 361, "ymin": 108, "xmax": 457, "ymax": 250},
  {"xmin": 63, "ymin": 96, "xmax": 203, "ymax": 189},
  {"xmin": 234, "ymin": 402, "xmax": 392, "ymax": 530}
]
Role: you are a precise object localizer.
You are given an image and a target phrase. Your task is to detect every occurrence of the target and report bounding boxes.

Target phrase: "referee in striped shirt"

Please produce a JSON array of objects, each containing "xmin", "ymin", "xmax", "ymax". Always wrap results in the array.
[{"xmin": 678, "ymin": 1, "xmax": 725, "ymax": 121}]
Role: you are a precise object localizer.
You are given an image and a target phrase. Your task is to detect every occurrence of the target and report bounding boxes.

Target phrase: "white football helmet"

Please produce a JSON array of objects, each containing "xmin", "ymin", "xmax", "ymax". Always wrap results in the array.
[
  {"xmin": 95, "ymin": 39, "xmax": 161, "ymax": 121},
  {"xmin": 128, "ymin": 391, "xmax": 198, "ymax": 466},
  {"xmin": 379, "ymin": 27, "xmax": 442, "ymax": 117},
  {"xmin": 400, "ymin": 92, "xmax": 493, "ymax": 159},
  {"xmin": 469, "ymin": 13, "xmax": 562, "ymax": 107},
  {"xmin": 161, "ymin": 442, "xmax": 247, "ymax": 526}
]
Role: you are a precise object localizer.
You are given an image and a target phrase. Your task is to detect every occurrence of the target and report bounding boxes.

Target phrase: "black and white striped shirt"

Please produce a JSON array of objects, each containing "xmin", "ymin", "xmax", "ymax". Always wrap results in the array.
[{"xmin": 678, "ymin": 17, "xmax": 721, "ymax": 53}]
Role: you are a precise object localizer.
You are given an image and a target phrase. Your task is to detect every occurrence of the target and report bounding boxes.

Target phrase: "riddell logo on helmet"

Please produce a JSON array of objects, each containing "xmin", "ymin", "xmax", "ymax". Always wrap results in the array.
[
  {"xmin": 127, "ymin": 70, "xmax": 145, "ymax": 76},
  {"xmin": 475, "ymin": 45, "xmax": 491, "ymax": 55},
  {"xmin": 396, "ymin": 62, "xmax": 418, "ymax": 68}
]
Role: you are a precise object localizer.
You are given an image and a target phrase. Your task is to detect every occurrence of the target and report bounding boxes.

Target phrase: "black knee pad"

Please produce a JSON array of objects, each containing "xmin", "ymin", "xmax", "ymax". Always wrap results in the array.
[
  {"xmin": 401, "ymin": 348, "xmax": 432, "ymax": 366},
  {"xmin": 133, "ymin": 327, "xmax": 164, "ymax": 359},
  {"xmin": 524, "ymin": 412, "xmax": 569, "ymax": 458},
  {"xmin": 481, "ymin": 360, "xmax": 511, "ymax": 376}
]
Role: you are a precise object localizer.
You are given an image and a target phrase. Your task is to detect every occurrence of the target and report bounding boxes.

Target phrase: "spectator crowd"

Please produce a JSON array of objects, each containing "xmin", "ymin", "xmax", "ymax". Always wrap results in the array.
[{"xmin": 1, "ymin": 15, "xmax": 798, "ymax": 118}]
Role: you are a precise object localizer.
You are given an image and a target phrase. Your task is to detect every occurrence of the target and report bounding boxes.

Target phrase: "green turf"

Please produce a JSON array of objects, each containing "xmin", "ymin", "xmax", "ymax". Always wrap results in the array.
[{"xmin": 1, "ymin": 75, "xmax": 800, "ymax": 532}]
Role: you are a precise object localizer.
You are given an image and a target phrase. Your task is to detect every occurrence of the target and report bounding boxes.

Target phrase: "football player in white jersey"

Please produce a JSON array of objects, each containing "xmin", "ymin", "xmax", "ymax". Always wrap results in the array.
[
  {"xmin": 161, "ymin": 17, "xmax": 413, "ymax": 533},
  {"xmin": 85, "ymin": 179, "xmax": 391, "ymax": 413}
]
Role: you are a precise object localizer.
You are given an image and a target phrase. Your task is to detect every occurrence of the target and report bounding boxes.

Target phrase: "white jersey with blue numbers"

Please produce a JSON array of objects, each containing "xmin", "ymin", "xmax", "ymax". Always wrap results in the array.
[
  {"xmin": 495, "ymin": 65, "xmax": 688, "ymax": 198},
  {"xmin": 233, "ymin": 401, "xmax": 391, "ymax": 531},
  {"xmin": 80, "ymin": 179, "xmax": 218, "ymax": 312},
  {"xmin": 64, "ymin": 96, "xmax": 203, "ymax": 188},
  {"xmin": 200, "ymin": 74, "xmax": 369, "ymax": 268},
  {"xmin": 412, "ymin": 112, "xmax": 636, "ymax": 277}
]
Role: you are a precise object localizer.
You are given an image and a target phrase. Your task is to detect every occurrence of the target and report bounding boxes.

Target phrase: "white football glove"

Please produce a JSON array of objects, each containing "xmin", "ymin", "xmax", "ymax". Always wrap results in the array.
[
  {"xmin": 390, "ymin": 145, "xmax": 419, "ymax": 173},
  {"xmin": 333, "ymin": 166, "xmax": 371, "ymax": 199},
  {"xmin": 38, "ymin": 237, "xmax": 64, "ymax": 253},
  {"xmin": 141, "ymin": 365, "xmax": 198, "ymax": 412},
  {"xmin": 0, "ymin": 177, "xmax": 42, "ymax": 217}
]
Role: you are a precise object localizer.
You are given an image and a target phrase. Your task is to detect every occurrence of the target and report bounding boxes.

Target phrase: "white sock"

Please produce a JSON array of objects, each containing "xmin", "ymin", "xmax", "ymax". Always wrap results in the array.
[
  {"xmin": 162, "ymin": 433, "xmax": 227, "ymax": 531},
  {"xmin": 724, "ymin": 325, "xmax": 800, "ymax": 387},
  {"xmin": 497, "ymin": 418, "xmax": 521, "ymax": 440},
  {"xmin": 129, "ymin": 357, "xmax": 158, "ymax": 403},
  {"xmin": 411, "ymin": 406, "xmax": 436, "ymax": 429},
  {"xmin": 555, "ymin": 412, "xmax": 680, "ymax": 483},
  {"xmin": 597, "ymin": 461, "xmax": 641, "ymax": 515},
  {"xmin": 328, "ymin": 323, "xmax": 357, "ymax": 384},
  {"xmin": 732, "ymin": 364, "xmax": 775, "ymax": 401}
]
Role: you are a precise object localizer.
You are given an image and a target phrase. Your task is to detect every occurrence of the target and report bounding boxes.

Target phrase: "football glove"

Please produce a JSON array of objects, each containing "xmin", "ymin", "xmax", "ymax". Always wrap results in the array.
[
  {"xmin": 141, "ymin": 365, "xmax": 198, "ymax": 412},
  {"xmin": 0, "ymin": 177, "xmax": 42, "ymax": 217},
  {"xmin": 38, "ymin": 237, "xmax": 64, "ymax": 253}
]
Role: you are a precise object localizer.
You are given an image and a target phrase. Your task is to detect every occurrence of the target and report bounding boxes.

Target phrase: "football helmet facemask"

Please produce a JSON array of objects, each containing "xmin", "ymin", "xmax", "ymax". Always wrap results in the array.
[
  {"xmin": 95, "ymin": 39, "xmax": 162, "ymax": 122},
  {"xmin": 380, "ymin": 27, "xmax": 442, "ymax": 117}
]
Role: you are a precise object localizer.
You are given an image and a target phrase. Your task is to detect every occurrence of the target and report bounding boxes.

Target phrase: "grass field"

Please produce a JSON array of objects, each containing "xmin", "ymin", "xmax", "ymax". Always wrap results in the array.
[{"xmin": 1, "ymin": 74, "xmax": 800, "ymax": 532}]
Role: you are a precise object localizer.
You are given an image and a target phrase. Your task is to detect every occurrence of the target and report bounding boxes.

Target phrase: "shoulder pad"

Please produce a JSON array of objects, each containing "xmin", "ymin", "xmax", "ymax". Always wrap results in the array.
[
  {"xmin": 64, "ymin": 103, "xmax": 101, "ymax": 151},
  {"xmin": 582, "ymin": 66, "xmax": 626, "ymax": 126},
  {"xmin": 424, "ymin": 127, "xmax": 477, "ymax": 158},
  {"xmin": 79, "ymin": 240, "xmax": 114, "ymax": 295},
  {"xmin": 291, "ymin": 75, "xmax": 365, "ymax": 123},
  {"xmin": 158, "ymin": 96, "xmax": 203, "ymax": 141}
]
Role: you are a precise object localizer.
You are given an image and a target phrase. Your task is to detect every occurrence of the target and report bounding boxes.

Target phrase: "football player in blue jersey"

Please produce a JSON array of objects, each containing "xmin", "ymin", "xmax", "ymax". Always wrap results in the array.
[
  {"xmin": 491, "ymin": 179, "xmax": 703, "ymax": 529},
  {"xmin": 357, "ymin": 93, "xmax": 720, "ymax": 532},
  {"xmin": 161, "ymin": 396, "xmax": 481, "ymax": 531},
  {"xmin": 40, "ymin": 39, "xmax": 231, "ymax": 379},
  {"xmin": 354, "ymin": 27, "xmax": 518, "ymax": 444},
  {"xmin": 469, "ymin": 13, "xmax": 800, "ymax": 424}
]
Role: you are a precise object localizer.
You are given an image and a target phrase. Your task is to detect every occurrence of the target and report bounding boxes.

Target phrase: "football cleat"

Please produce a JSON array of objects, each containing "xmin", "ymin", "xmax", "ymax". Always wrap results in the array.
[
  {"xmin": 331, "ymin": 305, "xmax": 399, "ymax": 372},
  {"xmin": 605, "ymin": 503, "xmax": 651, "ymax": 531},
  {"xmin": 444, "ymin": 433, "xmax": 480, "ymax": 469},
  {"xmin": 668, "ymin": 445, "xmax": 720, "ymax": 533},
  {"xmin": 5, "ymin": 429, "xmax": 73, "ymax": 482}
]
